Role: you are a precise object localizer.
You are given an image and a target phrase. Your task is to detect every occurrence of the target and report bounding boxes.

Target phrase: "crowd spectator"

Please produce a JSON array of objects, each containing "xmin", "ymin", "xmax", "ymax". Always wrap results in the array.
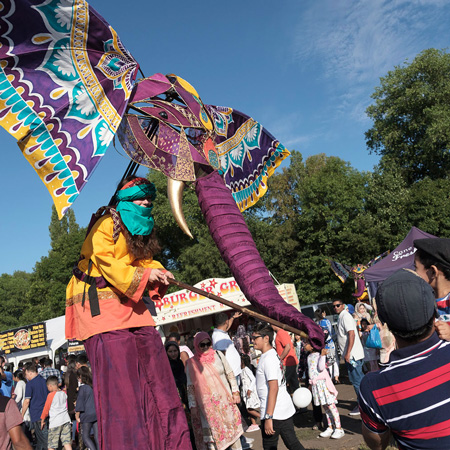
[
  {"xmin": 233, "ymin": 324, "xmax": 251, "ymax": 357},
  {"xmin": 359, "ymin": 319, "xmax": 380, "ymax": 373},
  {"xmin": 333, "ymin": 299, "xmax": 364, "ymax": 416},
  {"xmin": 304, "ymin": 339, "xmax": 344, "ymax": 440},
  {"xmin": 186, "ymin": 331, "xmax": 243, "ymax": 450},
  {"xmin": 167, "ymin": 332, "xmax": 194, "ymax": 366},
  {"xmin": 240, "ymin": 354, "xmax": 260, "ymax": 433},
  {"xmin": 414, "ymin": 238, "xmax": 450, "ymax": 332},
  {"xmin": 353, "ymin": 302, "xmax": 372, "ymax": 325},
  {"xmin": 272, "ymin": 326, "xmax": 299, "ymax": 394},
  {"xmin": 40, "ymin": 376, "xmax": 72, "ymax": 450},
  {"xmin": 252, "ymin": 323, "xmax": 304, "ymax": 450},
  {"xmin": 0, "ymin": 356, "xmax": 13, "ymax": 397},
  {"xmin": 39, "ymin": 358, "xmax": 62, "ymax": 386},
  {"xmin": 22, "ymin": 364, "xmax": 48, "ymax": 449},
  {"xmin": 0, "ymin": 394, "xmax": 32, "ymax": 450},
  {"xmin": 64, "ymin": 357, "xmax": 78, "ymax": 447},
  {"xmin": 76, "ymin": 367, "xmax": 99, "ymax": 450},
  {"xmin": 165, "ymin": 341, "xmax": 188, "ymax": 407},
  {"xmin": 314, "ymin": 309, "xmax": 339, "ymax": 384},
  {"xmin": 359, "ymin": 269, "xmax": 450, "ymax": 450},
  {"xmin": 212, "ymin": 312, "xmax": 243, "ymax": 383},
  {"xmin": 12, "ymin": 370, "xmax": 32, "ymax": 443},
  {"xmin": 75, "ymin": 354, "xmax": 89, "ymax": 370}
]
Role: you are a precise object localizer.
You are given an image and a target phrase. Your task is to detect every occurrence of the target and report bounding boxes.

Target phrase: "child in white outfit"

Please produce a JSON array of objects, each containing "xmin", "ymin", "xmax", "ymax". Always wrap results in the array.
[{"xmin": 304, "ymin": 339, "xmax": 344, "ymax": 440}]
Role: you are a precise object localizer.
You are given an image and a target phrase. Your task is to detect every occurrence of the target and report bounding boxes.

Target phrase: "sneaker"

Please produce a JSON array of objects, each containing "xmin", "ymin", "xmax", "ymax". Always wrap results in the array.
[
  {"xmin": 319, "ymin": 427, "xmax": 334, "ymax": 438},
  {"xmin": 349, "ymin": 406, "xmax": 360, "ymax": 415},
  {"xmin": 246, "ymin": 424, "xmax": 260, "ymax": 432},
  {"xmin": 242, "ymin": 444, "xmax": 252, "ymax": 450},
  {"xmin": 245, "ymin": 438, "xmax": 255, "ymax": 444},
  {"xmin": 331, "ymin": 428, "xmax": 345, "ymax": 439}
]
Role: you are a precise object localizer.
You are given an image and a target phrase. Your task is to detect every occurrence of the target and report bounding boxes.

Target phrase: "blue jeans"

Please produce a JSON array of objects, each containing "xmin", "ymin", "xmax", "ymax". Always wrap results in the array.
[
  {"xmin": 345, "ymin": 359, "xmax": 364, "ymax": 397},
  {"xmin": 33, "ymin": 420, "xmax": 48, "ymax": 450}
]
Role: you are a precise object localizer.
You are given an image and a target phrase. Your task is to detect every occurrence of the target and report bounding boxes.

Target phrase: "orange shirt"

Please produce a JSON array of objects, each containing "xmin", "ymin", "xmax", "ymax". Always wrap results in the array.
[
  {"xmin": 65, "ymin": 215, "xmax": 167, "ymax": 341},
  {"xmin": 275, "ymin": 329, "xmax": 299, "ymax": 367}
]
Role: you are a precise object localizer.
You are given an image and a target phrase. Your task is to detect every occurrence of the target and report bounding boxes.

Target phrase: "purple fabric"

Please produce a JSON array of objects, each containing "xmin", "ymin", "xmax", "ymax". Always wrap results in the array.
[
  {"xmin": 0, "ymin": 0, "xmax": 139, "ymax": 217},
  {"xmin": 84, "ymin": 327, "xmax": 192, "ymax": 450},
  {"xmin": 364, "ymin": 227, "xmax": 437, "ymax": 283},
  {"xmin": 195, "ymin": 171, "xmax": 324, "ymax": 351}
]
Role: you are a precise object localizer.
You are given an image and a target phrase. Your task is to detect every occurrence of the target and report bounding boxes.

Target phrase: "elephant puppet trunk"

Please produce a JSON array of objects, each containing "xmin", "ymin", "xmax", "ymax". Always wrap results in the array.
[{"xmin": 195, "ymin": 171, "xmax": 324, "ymax": 351}]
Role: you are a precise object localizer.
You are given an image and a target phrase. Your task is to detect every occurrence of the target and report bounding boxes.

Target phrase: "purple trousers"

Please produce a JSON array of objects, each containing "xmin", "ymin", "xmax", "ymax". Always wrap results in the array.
[{"xmin": 84, "ymin": 327, "xmax": 192, "ymax": 450}]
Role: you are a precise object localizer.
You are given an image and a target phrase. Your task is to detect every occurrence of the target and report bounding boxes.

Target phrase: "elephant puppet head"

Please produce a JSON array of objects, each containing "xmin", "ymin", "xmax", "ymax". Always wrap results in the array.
[{"xmin": 117, "ymin": 73, "xmax": 325, "ymax": 350}]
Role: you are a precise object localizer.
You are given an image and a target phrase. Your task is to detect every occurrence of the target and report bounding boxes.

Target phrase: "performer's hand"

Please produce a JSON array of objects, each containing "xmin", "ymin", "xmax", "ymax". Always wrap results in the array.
[
  {"xmin": 148, "ymin": 269, "xmax": 172, "ymax": 285},
  {"xmin": 232, "ymin": 392, "xmax": 240, "ymax": 404},
  {"xmin": 321, "ymin": 348, "xmax": 328, "ymax": 356},
  {"xmin": 264, "ymin": 418, "xmax": 275, "ymax": 435},
  {"xmin": 435, "ymin": 320, "xmax": 450, "ymax": 341}
]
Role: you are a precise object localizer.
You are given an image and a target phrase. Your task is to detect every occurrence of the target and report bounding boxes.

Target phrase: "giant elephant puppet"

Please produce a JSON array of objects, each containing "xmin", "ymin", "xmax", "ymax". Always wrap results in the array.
[
  {"xmin": 0, "ymin": 0, "xmax": 324, "ymax": 350},
  {"xmin": 118, "ymin": 73, "xmax": 325, "ymax": 350}
]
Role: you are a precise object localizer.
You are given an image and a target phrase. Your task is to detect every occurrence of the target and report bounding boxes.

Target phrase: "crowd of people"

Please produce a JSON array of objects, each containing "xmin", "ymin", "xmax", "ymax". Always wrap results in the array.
[
  {"xmin": 0, "ymin": 354, "xmax": 98, "ymax": 450},
  {"xmin": 2, "ymin": 169, "xmax": 450, "ymax": 450}
]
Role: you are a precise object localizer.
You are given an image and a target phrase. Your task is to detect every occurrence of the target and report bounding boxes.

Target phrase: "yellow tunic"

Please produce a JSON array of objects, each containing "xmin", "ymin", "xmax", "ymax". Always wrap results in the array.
[{"xmin": 65, "ymin": 214, "xmax": 165, "ymax": 341}]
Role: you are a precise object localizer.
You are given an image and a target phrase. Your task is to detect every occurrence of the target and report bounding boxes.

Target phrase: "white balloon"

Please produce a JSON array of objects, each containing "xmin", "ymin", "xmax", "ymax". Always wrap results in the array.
[{"xmin": 292, "ymin": 387, "xmax": 312, "ymax": 409}]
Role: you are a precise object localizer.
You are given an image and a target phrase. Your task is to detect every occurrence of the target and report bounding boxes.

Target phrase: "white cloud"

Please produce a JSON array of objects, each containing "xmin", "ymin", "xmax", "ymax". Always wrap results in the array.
[{"xmin": 292, "ymin": 0, "xmax": 450, "ymax": 120}]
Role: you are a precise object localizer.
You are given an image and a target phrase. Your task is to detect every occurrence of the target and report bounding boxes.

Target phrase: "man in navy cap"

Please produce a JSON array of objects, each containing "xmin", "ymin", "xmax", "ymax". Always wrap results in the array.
[
  {"xmin": 414, "ymin": 237, "xmax": 450, "ymax": 339},
  {"xmin": 358, "ymin": 269, "xmax": 450, "ymax": 450}
]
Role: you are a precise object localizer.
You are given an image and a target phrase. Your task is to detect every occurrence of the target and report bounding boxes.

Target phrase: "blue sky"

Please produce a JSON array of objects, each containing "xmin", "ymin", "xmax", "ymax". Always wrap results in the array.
[{"xmin": 1, "ymin": 0, "xmax": 450, "ymax": 275}]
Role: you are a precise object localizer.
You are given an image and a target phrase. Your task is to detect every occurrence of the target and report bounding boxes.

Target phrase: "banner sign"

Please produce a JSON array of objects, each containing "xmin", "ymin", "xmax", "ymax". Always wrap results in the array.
[
  {"xmin": 0, "ymin": 322, "xmax": 47, "ymax": 354},
  {"xmin": 153, "ymin": 277, "xmax": 300, "ymax": 325},
  {"xmin": 68, "ymin": 339, "xmax": 85, "ymax": 354}
]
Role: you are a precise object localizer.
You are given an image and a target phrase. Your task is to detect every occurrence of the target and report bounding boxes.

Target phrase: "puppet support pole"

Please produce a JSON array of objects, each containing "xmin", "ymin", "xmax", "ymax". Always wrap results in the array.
[{"xmin": 168, "ymin": 277, "xmax": 308, "ymax": 339}]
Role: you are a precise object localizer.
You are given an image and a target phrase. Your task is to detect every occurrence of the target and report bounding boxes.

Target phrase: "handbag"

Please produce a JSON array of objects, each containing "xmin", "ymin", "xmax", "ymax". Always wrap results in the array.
[{"xmin": 365, "ymin": 325, "xmax": 382, "ymax": 349}]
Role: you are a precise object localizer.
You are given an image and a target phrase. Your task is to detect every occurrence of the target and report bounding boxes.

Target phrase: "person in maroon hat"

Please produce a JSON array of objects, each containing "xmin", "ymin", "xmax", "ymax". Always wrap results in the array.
[{"xmin": 414, "ymin": 238, "xmax": 450, "ymax": 340}]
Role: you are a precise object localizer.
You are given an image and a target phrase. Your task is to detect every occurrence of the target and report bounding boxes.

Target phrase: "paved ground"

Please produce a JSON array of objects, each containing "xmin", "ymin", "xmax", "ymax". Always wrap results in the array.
[{"xmin": 242, "ymin": 379, "xmax": 375, "ymax": 450}]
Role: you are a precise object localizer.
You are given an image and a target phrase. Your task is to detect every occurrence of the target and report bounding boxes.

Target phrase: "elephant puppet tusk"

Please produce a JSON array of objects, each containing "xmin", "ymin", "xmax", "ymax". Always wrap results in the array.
[
  {"xmin": 167, "ymin": 178, "xmax": 194, "ymax": 239},
  {"xmin": 167, "ymin": 277, "xmax": 309, "ymax": 339}
]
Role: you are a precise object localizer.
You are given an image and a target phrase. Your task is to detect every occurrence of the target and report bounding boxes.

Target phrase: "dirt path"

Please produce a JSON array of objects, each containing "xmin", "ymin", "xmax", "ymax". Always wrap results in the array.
[{"xmin": 242, "ymin": 381, "xmax": 368, "ymax": 450}]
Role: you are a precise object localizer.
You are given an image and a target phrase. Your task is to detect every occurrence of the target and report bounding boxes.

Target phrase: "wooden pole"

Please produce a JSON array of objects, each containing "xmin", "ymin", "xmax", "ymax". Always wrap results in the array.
[{"xmin": 167, "ymin": 277, "xmax": 308, "ymax": 339}]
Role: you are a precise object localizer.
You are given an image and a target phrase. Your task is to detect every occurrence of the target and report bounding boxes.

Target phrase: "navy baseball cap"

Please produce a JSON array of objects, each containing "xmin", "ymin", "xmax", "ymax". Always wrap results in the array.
[{"xmin": 375, "ymin": 269, "xmax": 437, "ymax": 332}]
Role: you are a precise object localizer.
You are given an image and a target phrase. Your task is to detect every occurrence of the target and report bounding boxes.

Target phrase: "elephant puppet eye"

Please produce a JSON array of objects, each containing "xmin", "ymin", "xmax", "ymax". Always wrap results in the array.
[{"xmin": 159, "ymin": 111, "xmax": 168, "ymax": 120}]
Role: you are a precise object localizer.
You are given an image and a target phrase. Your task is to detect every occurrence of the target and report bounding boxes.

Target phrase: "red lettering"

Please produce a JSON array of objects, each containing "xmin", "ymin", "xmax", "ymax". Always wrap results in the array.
[
  {"xmin": 220, "ymin": 282, "xmax": 229, "ymax": 294},
  {"xmin": 229, "ymin": 280, "xmax": 239, "ymax": 291}
]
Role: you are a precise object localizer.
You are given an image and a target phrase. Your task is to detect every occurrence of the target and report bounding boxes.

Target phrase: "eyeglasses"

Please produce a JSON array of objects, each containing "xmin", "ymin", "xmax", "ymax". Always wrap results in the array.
[
  {"xmin": 199, "ymin": 341, "xmax": 212, "ymax": 349},
  {"xmin": 333, "ymin": 304, "xmax": 343, "ymax": 308},
  {"xmin": 251, "ymin": 335, "xmax": 263, "ymax": 341}
]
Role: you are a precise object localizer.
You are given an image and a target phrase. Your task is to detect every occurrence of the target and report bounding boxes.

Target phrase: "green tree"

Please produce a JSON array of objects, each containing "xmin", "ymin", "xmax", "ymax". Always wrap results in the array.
[
  {"xmin": 21, "ymin": 207, "xmax": 85, "ymax": 323},
  {"xmin": 366, "ymin": 48, "xmax": 450, "ymax": 184},
  {"xmin": 149, "ymin": 170, "xmax": 230, "ymax": 289},
  {"xmin": 0, "ymin": 271, "xmax": 32, "ymax": 330},
  {"xmin": 259, "ymin": 151, "xmax": 372, "ymax": 304}
]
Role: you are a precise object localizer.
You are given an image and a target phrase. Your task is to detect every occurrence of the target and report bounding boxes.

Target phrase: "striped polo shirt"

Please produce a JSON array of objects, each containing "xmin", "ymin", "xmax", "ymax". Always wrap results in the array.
[{"xmin": 359, "ymin": 332, "xmax": 450, "ymax": 450}]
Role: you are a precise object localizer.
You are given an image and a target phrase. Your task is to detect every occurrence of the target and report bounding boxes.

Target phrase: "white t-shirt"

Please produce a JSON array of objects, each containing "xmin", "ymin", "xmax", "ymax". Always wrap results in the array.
[
  {"xmin": 49, "ymin": 391, "xmax": 71, "ymax": 429},
  {"xmin": 212, "ymin": 328, "xmax": 242, "ymax": 377},
  {"xmin": 337, "ymin": 310, "xmax": 364, "ymax": 361},
  {"xmin": 179, "ymin": 345, "xmax": 194, "ymax": 359},
  {"xmin": 255, "ymin": 348, "xmax": 295, "ymax": 420}
]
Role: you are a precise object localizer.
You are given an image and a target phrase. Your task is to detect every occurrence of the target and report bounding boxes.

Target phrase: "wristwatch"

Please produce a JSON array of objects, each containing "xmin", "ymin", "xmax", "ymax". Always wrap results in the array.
[{"xmin": 263, "ymin": 413, "xmax": 273, "ymax": 420}]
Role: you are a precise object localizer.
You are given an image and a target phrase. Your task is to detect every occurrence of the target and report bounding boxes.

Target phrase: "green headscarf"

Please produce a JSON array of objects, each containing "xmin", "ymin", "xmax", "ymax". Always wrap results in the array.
[{"xmin": 115, "ymin": 182, "xmax": 157, "ymax": 236}]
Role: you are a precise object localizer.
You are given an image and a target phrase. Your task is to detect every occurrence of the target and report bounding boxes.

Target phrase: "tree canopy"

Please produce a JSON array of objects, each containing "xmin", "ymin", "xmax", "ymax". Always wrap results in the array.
[{"xmin": 365, "ymin": 48, "xmax": 450, "ymax": 184}]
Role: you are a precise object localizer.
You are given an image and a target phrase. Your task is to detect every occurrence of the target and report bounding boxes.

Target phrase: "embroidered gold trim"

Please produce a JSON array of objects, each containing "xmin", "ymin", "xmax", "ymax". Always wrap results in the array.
[
  {"xmin": 124, "ymin": 267, "xmax": 146, "ymax": 298},
  {"xmin": 66, "ymin": 290, "xmax": 125, "ymax": 307}
]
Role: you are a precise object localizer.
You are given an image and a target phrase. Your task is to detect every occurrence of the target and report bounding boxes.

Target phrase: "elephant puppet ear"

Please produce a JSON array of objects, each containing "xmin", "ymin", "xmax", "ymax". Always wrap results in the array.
[
  {"xmin": 0, "ymin": 0, "xmax": 139, "ymax": 218},
  {"xmin": 205, "ymin": 105, "xmax": 290, "ymax": 212}
]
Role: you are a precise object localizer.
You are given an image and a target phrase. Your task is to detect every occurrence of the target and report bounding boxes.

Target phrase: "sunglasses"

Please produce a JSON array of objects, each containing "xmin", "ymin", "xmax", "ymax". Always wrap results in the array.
[
  {"xmin": 199, "ymin": 341, "xmax": 212, "ymax": 349},
  {"xmin": 251, "ymin": 335, "xmax": 263, "ymax": 341},
  {"xmin": 333, "ymin": 304, "xmax": 343, "ymax": 308}
]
